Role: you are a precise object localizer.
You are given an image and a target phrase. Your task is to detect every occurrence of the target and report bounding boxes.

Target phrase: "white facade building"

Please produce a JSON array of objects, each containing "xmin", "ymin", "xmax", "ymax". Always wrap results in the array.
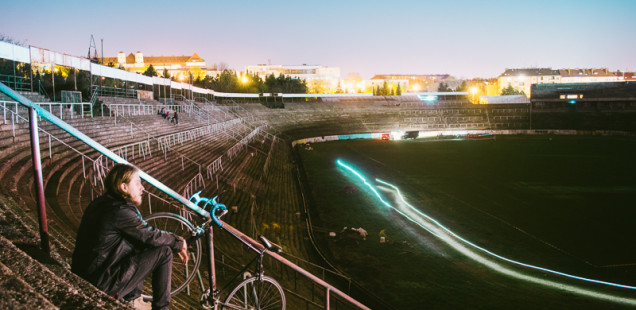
[
  {"xmin": 245, "ymin": 64, "xmax": 341, "ymax": 92},
  {"xmin": 498, "ymin": 68, "xmax": 561, "ymax": 96}
]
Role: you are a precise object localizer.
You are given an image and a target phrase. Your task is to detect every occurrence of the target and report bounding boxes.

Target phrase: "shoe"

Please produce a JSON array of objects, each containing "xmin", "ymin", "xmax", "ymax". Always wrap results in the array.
[{"xmin": 130, "ymin": 296, "xmax": 152, "ymax": 310}]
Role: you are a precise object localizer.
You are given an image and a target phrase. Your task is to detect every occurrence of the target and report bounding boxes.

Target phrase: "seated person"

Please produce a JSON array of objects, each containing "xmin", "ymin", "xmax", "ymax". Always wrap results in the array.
[{"xmin": 72, "ymin": 164, "xmax": 188, "ymax": 310}]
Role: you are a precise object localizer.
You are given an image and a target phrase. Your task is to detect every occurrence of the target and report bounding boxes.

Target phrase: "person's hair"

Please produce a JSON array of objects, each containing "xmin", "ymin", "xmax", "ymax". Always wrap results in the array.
[{"xmin": 104, "ymin": 163, "xmax": 138, "ymax": 199}]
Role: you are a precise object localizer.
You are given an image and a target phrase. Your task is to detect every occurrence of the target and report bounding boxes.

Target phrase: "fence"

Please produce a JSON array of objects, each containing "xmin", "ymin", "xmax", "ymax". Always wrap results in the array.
[{"xmin": 0, "ymin": 73, "xmax": 30, "ymax": 92}]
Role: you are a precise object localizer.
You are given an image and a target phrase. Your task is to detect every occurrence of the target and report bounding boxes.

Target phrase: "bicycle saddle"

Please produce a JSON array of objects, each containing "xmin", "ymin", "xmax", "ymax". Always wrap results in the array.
[{"xmin": 259, "ymin": 235, "xmax": 282, "ymax": 253}]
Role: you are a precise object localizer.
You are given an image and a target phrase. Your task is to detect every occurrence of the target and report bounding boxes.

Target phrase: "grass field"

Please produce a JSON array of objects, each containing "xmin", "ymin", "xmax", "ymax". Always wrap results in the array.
[{"xmin": 297, "ymin": 135, "xmax": 636, "ymax": 309}]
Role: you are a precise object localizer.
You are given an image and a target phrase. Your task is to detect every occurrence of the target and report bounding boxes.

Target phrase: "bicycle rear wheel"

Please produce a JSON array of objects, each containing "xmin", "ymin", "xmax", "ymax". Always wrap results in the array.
[
  {"xmin": 223, "ymin": 276, "xmax": 285, "ymax": 310},
  {"xmin": 141, "ymin": 212, "xmax": 202, "ymax": 299}
]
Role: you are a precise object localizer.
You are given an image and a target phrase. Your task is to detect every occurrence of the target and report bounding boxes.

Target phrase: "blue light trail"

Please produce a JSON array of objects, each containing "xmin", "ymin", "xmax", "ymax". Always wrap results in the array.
[
  {"xmin": 336, "ymin": 159, "xmax": 439, "ymax": 237},
  {"xmin": 336, "ymin": 159, "xmax": 636, "ymax": 305}
]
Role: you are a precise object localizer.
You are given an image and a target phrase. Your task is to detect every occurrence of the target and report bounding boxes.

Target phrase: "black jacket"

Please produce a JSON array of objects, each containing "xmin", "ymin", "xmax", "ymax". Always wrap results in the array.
[{"xmin": 71, "ymin": 193, "xmax": 183, "ymax": 295}]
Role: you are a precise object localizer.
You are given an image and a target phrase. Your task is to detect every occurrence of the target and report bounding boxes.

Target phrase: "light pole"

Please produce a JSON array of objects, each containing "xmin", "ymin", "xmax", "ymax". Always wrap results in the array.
[
  {"xmin": 470, "ymin": 87, "xmax": 478, "ymax": 104},
  {"xmin": 179, "ymin": 73, "xmax": 192, "ymax": 100},
  {"xmin": 189, "ymin": 72, "xmax": 193, "ymax": 100}
]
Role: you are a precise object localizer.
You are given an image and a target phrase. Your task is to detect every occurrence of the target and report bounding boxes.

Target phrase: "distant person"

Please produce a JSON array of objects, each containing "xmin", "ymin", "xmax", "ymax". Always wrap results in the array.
[
  {"xmin": 71, "ymin": 164, "xmax": 188, "ymax": 310},
  {"xmin": 171, "ymin": 111, "xmax": 178, "ymax": 125}
]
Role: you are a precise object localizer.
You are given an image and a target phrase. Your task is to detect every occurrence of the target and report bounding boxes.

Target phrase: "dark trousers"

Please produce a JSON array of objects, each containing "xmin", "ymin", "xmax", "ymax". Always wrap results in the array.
[{"xmin": 118, "ymin": 245, "xmax": 173, "ymax": 310}]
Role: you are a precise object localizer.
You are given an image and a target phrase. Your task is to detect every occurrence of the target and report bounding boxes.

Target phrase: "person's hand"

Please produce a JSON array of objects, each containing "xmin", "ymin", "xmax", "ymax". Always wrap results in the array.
[
  {"xmin": 177, "ymin": 237, "xmax": 189, "ymax": 264},
  {"xmin": 178, "ymin": 241, "xmax": 189, "ymax": 264}
]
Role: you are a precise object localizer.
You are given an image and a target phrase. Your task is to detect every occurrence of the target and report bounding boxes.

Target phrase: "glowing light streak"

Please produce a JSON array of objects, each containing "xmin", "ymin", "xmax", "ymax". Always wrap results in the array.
[
  {"xmin": 336, "ymin": 160, "xmax": 391, "ymax": 209},
  {"xmin": 335, "ymin": 159, "xmax": 636, "ymax": 305},
  {"xmin": 336, "ymin": 160, "xmax": 439, "ymax": 237},
  {"xmin": 376, "ymin": 178, "xmax": 636, "ymax": 291}
]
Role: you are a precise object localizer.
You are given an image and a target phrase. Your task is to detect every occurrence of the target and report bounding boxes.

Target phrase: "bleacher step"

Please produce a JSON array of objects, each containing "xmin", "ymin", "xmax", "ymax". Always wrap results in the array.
[{"xmin": 0, "ymin": 196, "xmax": 129, "ymax": 310}]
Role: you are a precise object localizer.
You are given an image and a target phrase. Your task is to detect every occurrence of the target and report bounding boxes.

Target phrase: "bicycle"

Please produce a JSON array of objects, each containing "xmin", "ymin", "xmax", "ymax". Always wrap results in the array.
[{"xmin": 141, "ymin": 191, "xmax": 286, "ymax": 309}]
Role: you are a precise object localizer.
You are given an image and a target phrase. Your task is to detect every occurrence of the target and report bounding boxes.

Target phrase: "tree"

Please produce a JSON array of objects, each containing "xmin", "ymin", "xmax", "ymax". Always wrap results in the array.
[
  {"xmin": 162, "ymin": 68, "xmax": 170, "ymax": 79},
  {"xmin": 217, "ymin": 62, "xmax": 229, "ymax": 71},
  {"xmin": 437, "ymin": 82, "xmax": 452, "ymax": 92},
  {"xmin": 142, "ymin": 64, "xmax": 158, "ymax": 77},
  {"xmin": 396, "ymin": 84, "xmax": 402, "ymax": 96},
  {"xmin": 455, "ymin": 81, "xmax": 468, "ymax": 92},
  {"xmin": 0, "ymin": 33, "xmax": 26, "ymax": 46},
  {"xmin": 501, "ymin": 85, "xmax": 525, "ymax": 96},
  {"xmin": 335, "ymin": 81, "xmax": 344, "ymax": 93}
]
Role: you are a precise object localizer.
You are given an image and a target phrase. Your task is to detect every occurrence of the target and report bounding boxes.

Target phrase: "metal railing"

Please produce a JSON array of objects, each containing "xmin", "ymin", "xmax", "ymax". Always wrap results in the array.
[
  {"xmin": 37, "ymin": 80, "xmax": 50, "ymax": 101},
  {"xmin": 0, "ymin": 74, "xmax": 30, "ymax": 92},
  {"xmin": 0, "ymin": 81, "xmax": 369, "ymax": 310},
  {"xmin": 2, "ymin": 100, "xmax": 92, "ymax": 122},
  {"xmin": 92, "ymin": 85, "xmax": 137, "ymax": 98}
]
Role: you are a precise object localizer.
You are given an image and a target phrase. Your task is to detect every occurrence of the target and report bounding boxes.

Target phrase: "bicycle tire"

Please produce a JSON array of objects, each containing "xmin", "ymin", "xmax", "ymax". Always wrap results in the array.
[
  {"xmin": 141, "ymin": 212, "xmax": 202, "ymax": 300},
  {"xmin": 223, "ymin": 276, "xmax": 286, "ymax": 310}
]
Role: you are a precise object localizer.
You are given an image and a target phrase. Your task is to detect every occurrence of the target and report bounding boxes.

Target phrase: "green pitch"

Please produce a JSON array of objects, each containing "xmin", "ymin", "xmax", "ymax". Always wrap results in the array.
[{"xmin": 297, "ymin": 135, "xmax": 636, "ymax": 310}]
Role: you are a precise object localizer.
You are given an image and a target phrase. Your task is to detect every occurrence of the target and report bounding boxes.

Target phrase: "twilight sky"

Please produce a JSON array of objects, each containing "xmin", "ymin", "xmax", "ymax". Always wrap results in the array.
[{"xmin": 2, "ymin": 0, "xmax": 634, "ymax": 79}]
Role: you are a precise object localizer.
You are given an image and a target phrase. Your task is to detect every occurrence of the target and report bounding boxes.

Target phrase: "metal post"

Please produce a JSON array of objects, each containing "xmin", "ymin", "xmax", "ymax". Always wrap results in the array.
[
  {"xmin": 529, "ymin": 102, "xmax": 532, "ymax": 130},
  {"xmin": 51, "ymin": 64, "xmax": 55, "ymax": 102},
  {"xmin": 28, "ymin": 107, "xmax": 50, "ymax": 255},
  {"xmin": 207, "ymin": 226, "xmax": 217, "ymax": 291},
  {"xmin": 29, "ymin": 47, "xmax": 34, "ymax": 92}
]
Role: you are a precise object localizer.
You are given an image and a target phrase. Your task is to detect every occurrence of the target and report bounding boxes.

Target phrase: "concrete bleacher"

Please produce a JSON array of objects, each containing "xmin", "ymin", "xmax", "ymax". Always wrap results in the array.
[
  {"xmin": 0, "ymin": 91, "xmax": 51, "ymax": 103},
  {"xmin": 0, "ymin": 102, "xmax": 264, "ymax": 308},
  {"xmin": 0, "ymin": 93, "xmax": 546, "ymax": 309}
]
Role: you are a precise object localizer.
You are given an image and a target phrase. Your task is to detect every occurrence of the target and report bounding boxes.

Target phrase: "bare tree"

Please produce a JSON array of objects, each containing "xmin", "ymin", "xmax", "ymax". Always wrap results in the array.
[
  {"xmin": 0, "ymin": 33, "xmax": 26, "ymax": 46},
  {"xmin": 217, "ymin": 62, "xmax": 230, "ymax": 71}
]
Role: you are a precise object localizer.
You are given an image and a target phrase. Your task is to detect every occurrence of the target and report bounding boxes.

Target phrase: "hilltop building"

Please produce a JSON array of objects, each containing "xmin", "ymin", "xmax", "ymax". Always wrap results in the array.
[{"xmin": 103, "ymin": 51, "xmax": 219, "ymax": 80}]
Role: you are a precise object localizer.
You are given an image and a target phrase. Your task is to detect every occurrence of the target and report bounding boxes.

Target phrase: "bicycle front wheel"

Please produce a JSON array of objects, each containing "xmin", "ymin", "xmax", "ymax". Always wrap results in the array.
[
  {"xmin": 224, "ymin": 276, "xmax": 286, "ymax": 310},
  {"xmin": 142, "ymin": 212, "xmax": 202, "ymax": 299}
]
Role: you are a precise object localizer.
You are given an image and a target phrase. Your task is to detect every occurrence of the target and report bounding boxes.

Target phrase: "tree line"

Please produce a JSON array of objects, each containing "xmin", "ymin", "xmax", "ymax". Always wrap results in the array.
[
  {"xmin": 373, "ymin": 81, "xmax": 402, "ymax": 96},
  {"xmin": 142, "ymin": 65, "xmax": 307, "ymax": 94}
]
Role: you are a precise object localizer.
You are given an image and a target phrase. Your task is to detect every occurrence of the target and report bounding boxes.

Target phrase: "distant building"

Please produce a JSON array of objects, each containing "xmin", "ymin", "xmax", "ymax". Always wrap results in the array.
[
  {"xmin": 499, "ymin": 68, "xmax": 625, "ymax": 97},
  {"xmin": 621, "ymin": 72, "xmax": 636, "ymax": 81},
  {"xmin": 103, "ymin": 51, "xmax": 218, "ymax": 80},
  {"xmin": 498, "ymin": 68, "xmax": 561, "ymax": 97},
  {"xmin": 559, "ymin": 68, "xmax": 621, "ymax": 83},
  {"xmin": 245, "ymin": 64, "xmax": 340, "ymax": 93},
  {"xmin": 369, "ymin": 74, "xmax": 450, "ymax": 92}
]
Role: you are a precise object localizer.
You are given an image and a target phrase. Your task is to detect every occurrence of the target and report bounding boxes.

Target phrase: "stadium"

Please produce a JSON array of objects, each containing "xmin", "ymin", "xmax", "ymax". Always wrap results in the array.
[{"xmin": 1, "ymin": 39, "xmax": 636, "ymax": 310}]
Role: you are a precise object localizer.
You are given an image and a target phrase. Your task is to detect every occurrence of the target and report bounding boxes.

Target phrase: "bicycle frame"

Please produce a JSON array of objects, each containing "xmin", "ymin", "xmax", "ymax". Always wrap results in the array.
[
  {"xmin": 204, "ymin": 223, "xmax": 267, "ymax": 304},
  {"xmin": 189, "ymin": 192, "xmax": 273, "ymax": 308}
]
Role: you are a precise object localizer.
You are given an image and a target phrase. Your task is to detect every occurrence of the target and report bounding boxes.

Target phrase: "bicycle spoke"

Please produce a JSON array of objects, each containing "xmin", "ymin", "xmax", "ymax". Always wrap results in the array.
[
  {"xmin": 224, "ymin": 276, "xmax": 285, "ymax": 310},
  {"xmin": 141, "ymin": 213, "xmax": 202, "ymax": 301}
]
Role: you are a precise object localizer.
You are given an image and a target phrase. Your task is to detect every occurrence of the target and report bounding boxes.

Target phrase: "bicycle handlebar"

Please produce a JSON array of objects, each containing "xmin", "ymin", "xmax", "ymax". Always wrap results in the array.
[{"xmin": 189, "ymin": 191, "xmax": 227, "ymax": 227}]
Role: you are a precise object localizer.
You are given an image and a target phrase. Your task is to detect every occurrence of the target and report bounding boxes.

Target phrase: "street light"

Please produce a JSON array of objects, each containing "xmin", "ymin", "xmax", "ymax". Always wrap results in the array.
[
  {"xmin": 179, "ymin": 73, "xmax": 193, "ymax": 100},
  {"xmin": 470, "ymin": 87, "xmax": 478, "ymax": 104}
]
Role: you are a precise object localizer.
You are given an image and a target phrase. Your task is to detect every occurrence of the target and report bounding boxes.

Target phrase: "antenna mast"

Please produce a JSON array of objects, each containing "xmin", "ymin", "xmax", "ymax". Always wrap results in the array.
[{"xmin": 88, "ymin": 35, "xmax": 98, "ymax": 62}]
